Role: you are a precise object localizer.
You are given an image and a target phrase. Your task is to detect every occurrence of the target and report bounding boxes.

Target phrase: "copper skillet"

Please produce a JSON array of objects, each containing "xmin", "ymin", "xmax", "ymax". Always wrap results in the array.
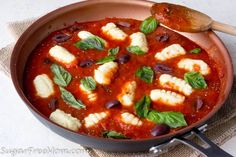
[{"xmin": 10, "ymin": 0, "xmax": 234, "ymax": 156}]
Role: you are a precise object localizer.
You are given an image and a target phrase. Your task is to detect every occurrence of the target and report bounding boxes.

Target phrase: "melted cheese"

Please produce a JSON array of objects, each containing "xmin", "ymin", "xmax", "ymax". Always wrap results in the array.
[
  {"xmin": 159, "ymin": 74, "xmax": 193, "ymax": 96},
  {"xmin": 101, "ymin": 22, "xmax": 127, "ymax": 41},
  {"xmin": 121, "ymin": 112, "xmax": 142, "ymax": 126},
  {"xmin": 49, "ymin": 45, "xmax": 76, "ymax": 65},
  {"xmin": 33, "ymin": 74, "xmax": 54, "ymax": 98},
  {"xmin": 177, "ymin": 58, "xmax": 211, "ymax": 75},
  {"xmin": 129, "ymin": 32, "xmax": 148, "ymax": 53},
  {"xmin": 150, "ymin": 89, "xmax": 185, "ymax": 106},
  {"xmin": 94, "ymin": 61, "xmax": 118, "ymax": 85},
  {"xmin": 49, "ymin": 109, "xmax": 81, "ymax": 131},
  {"xmin": 118, "ymin": 81, "xmax": 137, "ymax": 107},
  {"xmin": 155, "ymin": 44, "xmax": 186, "ymax": 61},
  {"xmin": 84, "ymin": 112, "xmax": 108, "ymax": 128}
]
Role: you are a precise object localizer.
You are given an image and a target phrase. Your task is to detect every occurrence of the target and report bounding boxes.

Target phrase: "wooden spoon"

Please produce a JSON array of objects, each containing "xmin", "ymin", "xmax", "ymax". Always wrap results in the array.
[{"xmin": 151, "ymin": 3, "xmax": 236, "ymax": 35}]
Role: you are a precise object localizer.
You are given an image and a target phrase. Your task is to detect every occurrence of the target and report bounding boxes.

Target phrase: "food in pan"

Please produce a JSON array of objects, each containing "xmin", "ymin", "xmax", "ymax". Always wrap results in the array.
[{"xmin": 24, "ymin": 17, "xmax": 220, "ymax": 139}]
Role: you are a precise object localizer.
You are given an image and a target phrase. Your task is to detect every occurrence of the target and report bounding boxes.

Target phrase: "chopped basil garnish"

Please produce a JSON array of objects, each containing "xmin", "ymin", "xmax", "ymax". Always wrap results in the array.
[
  {"xmin": 184, "ymin": 72, "xmax": 207, "ymax": 89},
  {"xmin": 50, "ymin": 63, "xmax": 72, "ymax": 87},
  {"xmin": 102, "ymin": 131, "xmax": 127, "ymax": 139},
  {"xmin": 147, "ymin": 110, "xmax": 187, "ymax": 128},
  {"xmin": 126, "ymin": 46, "xmax": 145, "ymax": 55},
  {"xmin": 140, "ymin": 17, "xmax": 159, "ymax": 34},
  {"xmin": 96, "ymin": 55, "xmax": 116, "ymax": 65},
  {"xmin": 108, "ymin": 47, "xmax": 119, "ymax": 56},
  {"xmin": 135, "ymin": 95, "xmax": 151, "ymax": 118},
  {"xmin": 75, "ymin": 36, "xmax": 106, "ymax": 51},
  {"xmin": 59, "ymin": 87, "xmax": 85, "ymax": 109},
  {"xmin": 190, "ymin": 48, "xmax": 201, "ymax": 54},
  {"xmin": 80, "ymin": 76, "xmax": 96, "ymax": 91},
  {"xmin": 136, "ymin": 66, "xmax": 154, "ymax": 83}
]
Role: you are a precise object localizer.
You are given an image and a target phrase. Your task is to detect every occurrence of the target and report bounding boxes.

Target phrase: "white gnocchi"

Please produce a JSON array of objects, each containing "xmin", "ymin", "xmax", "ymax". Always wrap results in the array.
[
  {"xmin": 159, "ymin": 74, "xmax": 193, "ymax": 96},
  {"xmin": 150, "ymin": 89, "xmax": 185, "ymax": 106},
  {"xmin": 129, "ymin": 32, "xmax": 148, "ymax": 53},
  {"xmin": 78, "ymin": 31, "xmax": 107, "ymax": 46},
  {"xmin": 94, "ymin": 61, "xmax": 118, "ymax": 85},
  {"xmin": 155, "ymin": 44, "xmax": 186, "ymax": 61},
  {"xmin": 177, "ymin": 58, "xmax": 211, "ymax": 75},
  {"xmin": 49, "ymin": 109, "xmax": 81, "ymax": 131},
  {"xmin": 49, "ymin": 45, "xmax": 76, "ymax": 65},
  {"xmin": 101, "ymin": 22, "xmax": 127, "ymax": 41},
  {"xmin": 84, "ymin": 111, "xmax": 108, "ymax": 128},
  {"xmin": 121, "ymin": 112, "xmax": 142, "ymax": 126},
  {"xmin": 33, "ymin": 74, "xmax": 54, "ymax": 98},
  {"xmin": 118, "ymin": 81, "xmax": 137, "ymax": 107},
  {"xmin": 79, "ymin": 84, "xmax": 97, "ymax": 102}
]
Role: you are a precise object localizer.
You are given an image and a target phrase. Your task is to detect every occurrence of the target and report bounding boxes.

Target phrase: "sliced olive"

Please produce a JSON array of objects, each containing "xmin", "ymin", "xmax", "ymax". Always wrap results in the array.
[
  {"xmin": 151, "ymin": 124, "xmax": 170, "ymax": 136},
  {"xmin": 116, "ymin": 21, "xmax": 131, "ymax": 28},
  {"xmin": 43, "ymin": 58, "xmax": 52, "ymax": 64},
  {"xmin": 79, "ymin": 60, "xmax": 94, "ymax": 68},
  {"xmin": 195, "ymin": 97, "xmax": 203, "ymax": 111},
  {"xmin": 155, "ymin": 33, "xmax": 169, "ymax": 42},
  {"xmin": 153, "ymin": 63, "xmax": 172, "ymax": 74},
  {"xmin": 118, "ymin": 54, "xmax": 130, "ymax": 64},
  {"xmin": 48, "ymin": 98, "xmax": 58, "ymax": 111},
  {"xmin": 105, "ymin": 100, "xmax": 121, "ymax": 109},
  {"xmin": 53, "ymin": 34, "xmax": 71, "ymax": 43}
]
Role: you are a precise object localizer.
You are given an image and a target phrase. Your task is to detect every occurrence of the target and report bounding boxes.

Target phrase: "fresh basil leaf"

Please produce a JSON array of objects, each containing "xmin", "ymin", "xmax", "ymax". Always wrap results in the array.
[
  {"xmin": 126, "ymin": 46, "xmax": 145, "ymax": 55},
  {"xmin": 184, "ymin": 72, "xmax": 207, "ymax": 89},
  {"xmin": 75, "ymin": 36, "xmax": 105, "ymax": 51},
  {"xmin": 190, "ymin": 48, "xmax": 201, "ymax": 54},
  {"xmin": 147, "ymin": 110, "xmax": 187, "ymax": 128},
  {"xmin": 96, "ymin": 55, "xmax": 116, "ymax": 65},
  {"xmin": 50, "ymin": 63, "xmax": 72, "ymax": 87},
  {"xmin": 80, "ymin": 76, "xmax": 96, "ymax": 91},
  {"xmin": 135, "ymin": 96, "xmax": 151, "ymax": 118},
  {"xmin": 108, "ymin": 47, "xmax": 119, "ymax": 56},
  {"xmin": 140, "ymin": 17, "xmax": 159, "ymax": 34},
  {"xmin": 102, "ymin": 131, "xmax": 128, "ymax": 139},
  {"xmin": 136, "ymin": 66, "xmax": 154, "ymax": 83},
  {"xmin": 59, "ymin": 87, "xmax": 85, "ymax": 109}
]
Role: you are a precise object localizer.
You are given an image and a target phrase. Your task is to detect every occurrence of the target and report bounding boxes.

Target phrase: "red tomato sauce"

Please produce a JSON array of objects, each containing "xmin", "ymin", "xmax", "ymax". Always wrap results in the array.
[{"xmin": 24, "ymin": 18, "xmax": 220, "ymax": 139}]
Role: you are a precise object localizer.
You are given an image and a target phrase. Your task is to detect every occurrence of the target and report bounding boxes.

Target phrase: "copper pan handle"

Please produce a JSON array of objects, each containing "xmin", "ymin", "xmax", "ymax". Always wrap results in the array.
[{"xmin": 150, "ymin": 125, "xmax": 233, "ymax": 157}]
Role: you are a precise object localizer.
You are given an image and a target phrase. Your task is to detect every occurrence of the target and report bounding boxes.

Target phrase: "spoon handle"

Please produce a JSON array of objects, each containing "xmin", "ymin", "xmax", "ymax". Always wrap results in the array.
[{"xmin": 212, "ymin": 21, "xmax": 236, "ymax": 36}]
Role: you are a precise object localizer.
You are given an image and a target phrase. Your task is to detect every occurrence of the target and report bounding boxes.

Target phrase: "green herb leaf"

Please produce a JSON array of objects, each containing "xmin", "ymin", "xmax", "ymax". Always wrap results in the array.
[
  {"xmin": 140, "ymin": 17, "xmax": 159, "ymax": 34},
  {"xmin": 126, "ymin": 46, "xmax": 146, "ymax": 55},
  {"xmin": 80, "ymin": 76, "xmax": 96, "ymax": 91},
  {"xmin": 190, "ymin": 48, "xmax": 201, "ymax": 54},
  {"xmin": 108, "ymin": 47, "xmax": 119, "ymax": 56},
  {"xmin": 96, "ymin": 55, "xmax": 116, "ymax": 65},
  {"xmin": 147, "ymin": 110, "xmax": 187, "ymax": 128},
  {"xmin": 102, "ymin": 131, "xmax": 128, "ymax": 139},
  {"xmin": 184, "ymin": 72, "xmax": 207, "ymax": 89},
  {"xmin": 74, "ymin": 36, "xmax": 106, "ymax": 51},
  {"xmin": 59, "ymin": 87, "xmax": 85, "ymax": 109},
  {"xmin": 135, "ymin": 96, "xmax": 151, "ymax": 118},
  {"xmin": 50, "ymin": 63, "xmax": 72, "ymax": 87},
  {"xmin": 136, "ymin": 66, "xmax": 154, "ymax": 83}
]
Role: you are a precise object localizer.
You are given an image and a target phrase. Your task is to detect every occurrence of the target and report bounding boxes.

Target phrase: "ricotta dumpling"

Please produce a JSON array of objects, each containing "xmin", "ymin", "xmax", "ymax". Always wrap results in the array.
[
  {"xmin": 33, "ymin": 74, "xmax": 54, "ymax": 98},
  {"xmin": 49, "ymin": 45, "xmax": 76, "ymax": 65},
  {"xmin": 177, "ymin": 58, "xmax": 211, "ymax": 75},
  {"xmin": 159, "ymin": 74, "xmax": 193, "ymax": 96},
  {"xmin": 150, "ymin": 89, "xmax": 185, "ymax": 106},
  {"xmin": 121, "ymin": 112, "xmax": 142, "ymax": 126},
  {"xmin": 49, "ymin": 109, "xmax": 81, "ymax": 131},
  {"xmin": 129, "ymin": 32, "xmax": 148, "ymax": 53},
  {"xmin": 79, "ymin": 84, "xmax": 97, "ymax": 102},
  {"xmin": 94, "ymin": 61, "xmax": 118, "ymax": 85},
  {"xmin": 101, "ymin": 22, "xmax": 127, "ymax": 41},
  {"xmin": 155, "ymin": 44, "xmax": 186, "ymax": 61},
  {"xmin": 84, "ymin": 111, "xmax": 109, "ymax": 128},
  {"xmin": 118, "ymin": 81, "xmax": 137, "ymax": 107}
]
